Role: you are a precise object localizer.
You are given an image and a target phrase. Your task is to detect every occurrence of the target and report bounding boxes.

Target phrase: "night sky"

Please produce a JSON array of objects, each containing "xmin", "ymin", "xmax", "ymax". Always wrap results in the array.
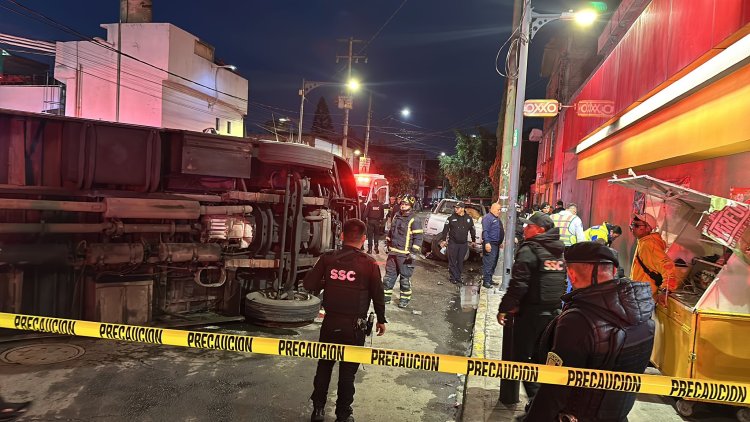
[{"xmin": 0, "ymin": 0, "xmax": 599, "ymax": 156}]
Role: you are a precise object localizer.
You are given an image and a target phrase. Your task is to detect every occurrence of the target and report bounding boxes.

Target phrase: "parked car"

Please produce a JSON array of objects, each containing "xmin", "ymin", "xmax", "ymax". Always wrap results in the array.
[{"xmin": 422, "ymin": 198, "xmax": 486, "ymax": 261}]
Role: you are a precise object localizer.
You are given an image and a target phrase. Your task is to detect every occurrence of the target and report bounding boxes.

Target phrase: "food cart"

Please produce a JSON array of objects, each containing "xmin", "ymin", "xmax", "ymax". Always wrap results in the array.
[{"xmin": 609, "ymin": 175, "xmax": 750, "ymax": 421}]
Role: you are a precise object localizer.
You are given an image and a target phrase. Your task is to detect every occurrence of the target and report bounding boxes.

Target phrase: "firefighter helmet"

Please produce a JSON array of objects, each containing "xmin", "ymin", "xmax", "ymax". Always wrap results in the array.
[{"xmin": 400, "ymin": 194, "xmax": 416, "ymax": 206}]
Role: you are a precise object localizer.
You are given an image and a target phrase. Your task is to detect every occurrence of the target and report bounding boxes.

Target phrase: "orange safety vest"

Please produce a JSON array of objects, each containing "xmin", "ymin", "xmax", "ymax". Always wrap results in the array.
[{"xmin": 550, "ymin": 212, "xmax": 577, "ymax": 246}]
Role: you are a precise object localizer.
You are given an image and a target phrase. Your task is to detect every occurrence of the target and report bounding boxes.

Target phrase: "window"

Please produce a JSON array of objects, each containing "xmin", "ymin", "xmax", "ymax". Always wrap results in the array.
[
  {"xmin": 194, "ymin": 40, "xmax": 215, "ymax": 61},
  {"xmin": 215, "ymin": 118, "xmax": 219, "ymax": 131},
  {"xmin": 227, "ymin": 121, "xmax": 232, "ymax": 134}
]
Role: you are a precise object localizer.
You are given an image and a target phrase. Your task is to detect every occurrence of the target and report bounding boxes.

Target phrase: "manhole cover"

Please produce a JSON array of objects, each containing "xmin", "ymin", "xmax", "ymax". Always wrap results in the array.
[{"xmin": 0, "ymin": 344, "xmax": 85, "ymax": 365}]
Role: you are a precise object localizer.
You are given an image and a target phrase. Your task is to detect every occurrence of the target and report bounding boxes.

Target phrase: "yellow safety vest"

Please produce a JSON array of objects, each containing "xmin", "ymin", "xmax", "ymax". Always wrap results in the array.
[
  {"xmin": 550, "ymin": 212, "xmax": 577, "ymax": 246},
  {"xmin": 584, "ymin": 223, "xmax": 609, "ymax": 244}
]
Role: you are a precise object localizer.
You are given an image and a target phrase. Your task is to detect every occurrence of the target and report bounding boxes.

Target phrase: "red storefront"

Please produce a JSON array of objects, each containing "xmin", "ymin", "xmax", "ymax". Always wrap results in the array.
[{"xmin": 539, "ymin": 0, "xmax": 750, "ymax": 263}]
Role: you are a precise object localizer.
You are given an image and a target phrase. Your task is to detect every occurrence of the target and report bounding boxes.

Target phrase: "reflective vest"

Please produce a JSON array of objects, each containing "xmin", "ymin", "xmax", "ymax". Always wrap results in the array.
[
  {"xmin": 584, "ymin": 223, "xmax": 609, "ymax": 245},
  {"xmin": 550, "ymin": 212, "xmax": 577, "ymax": 246}
]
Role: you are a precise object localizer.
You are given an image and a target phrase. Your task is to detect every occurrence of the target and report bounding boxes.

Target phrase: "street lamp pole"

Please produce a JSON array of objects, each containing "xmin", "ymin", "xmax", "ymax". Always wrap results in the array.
[
  {"xmin": 298, "ymin": 79, "xmax": 306, "ymax": 143},
  {"xmin": 500, "ymin": 3, "xmax": 596, "ymax": 288}
]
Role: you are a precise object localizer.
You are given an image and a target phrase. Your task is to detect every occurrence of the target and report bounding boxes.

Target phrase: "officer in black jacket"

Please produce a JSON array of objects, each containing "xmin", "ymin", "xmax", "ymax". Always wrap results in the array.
[
  {"xmin": 304, "ymin": 219, "xmax": 387, "ymax": 422},
  {"xmin": 364, "ymin": 198, "xmax": 385, "ymax": 254},
  {"xmin": 526, "ymin": 242, "xmax": 655, "ymax": 422},
  {"xmin": 497, "ymin": 212, "xmax": 566, "ymax": 404},
  {"xmin": 439, "ymin": 202, "xmax": 476, "ymax": 284}
]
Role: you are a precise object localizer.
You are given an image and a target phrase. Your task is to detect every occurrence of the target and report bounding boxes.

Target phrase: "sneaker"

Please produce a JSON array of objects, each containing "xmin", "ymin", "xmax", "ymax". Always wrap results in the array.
[
  {"xmin": 450, "ymin": 280, "xmax": 458, "ymax": 284},
  {"xmin": 483, "ymin": 283, "xmax": 493, "ymax": 289},
  {"xmin": 375, "ymin": 249, "xmax": 380, "ymax": 254},
  {"xmin": 310, "ymin": 406, "xmax": 325, "ymax": 422},
  {"xmin": 367, "ymin": 249, "xmax": 373, "ymax": 254}
]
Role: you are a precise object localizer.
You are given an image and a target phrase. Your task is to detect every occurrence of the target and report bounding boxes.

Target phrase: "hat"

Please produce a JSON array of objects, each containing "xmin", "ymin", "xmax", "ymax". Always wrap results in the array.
[
  {"xmin": 564, "ymin": 241, "xmax": 620, "ymax": 267},
  {"xmin": 455, "ymin": 201, "xmax": 466, "ymax": 208},
  {"xmin": 519, "ymin": 212, "xmax": 555, "ymax": 231},
  {"xmin": 632, "ymin": 212, "xmax": 657, "ymax": 231}
]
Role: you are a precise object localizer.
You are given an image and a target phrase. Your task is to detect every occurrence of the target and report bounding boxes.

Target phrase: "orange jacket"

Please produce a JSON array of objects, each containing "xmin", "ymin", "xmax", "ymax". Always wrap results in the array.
[{"xmin": 630, "ymin": 233, "xmax": 677, "ymax": 294}]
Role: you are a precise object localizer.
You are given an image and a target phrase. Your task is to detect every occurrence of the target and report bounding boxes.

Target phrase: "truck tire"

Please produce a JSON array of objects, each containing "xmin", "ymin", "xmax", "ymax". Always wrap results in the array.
[
  {"xmin": 244, "ymin": 291, "xmax": 321, "ymax": 326},
  {"xmin": 431, "ymin": 235, "xmax": 470, "ymax": 262},
  {"xmin": 257, "ymin": 142, "xmax": 334, "ymax": 170}
]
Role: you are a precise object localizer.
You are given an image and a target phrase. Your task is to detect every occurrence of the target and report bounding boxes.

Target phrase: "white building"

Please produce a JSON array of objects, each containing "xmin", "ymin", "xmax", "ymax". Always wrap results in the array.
[{"xmin": 54, "ymin": 23, "xmax": 248, "ymax": 136}]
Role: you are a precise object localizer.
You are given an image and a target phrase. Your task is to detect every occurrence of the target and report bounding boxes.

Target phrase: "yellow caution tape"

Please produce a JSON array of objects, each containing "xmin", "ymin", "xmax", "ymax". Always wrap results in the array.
[{"xmin": 2, "ymin": 312, "xmax": 749, "ymax": 405}]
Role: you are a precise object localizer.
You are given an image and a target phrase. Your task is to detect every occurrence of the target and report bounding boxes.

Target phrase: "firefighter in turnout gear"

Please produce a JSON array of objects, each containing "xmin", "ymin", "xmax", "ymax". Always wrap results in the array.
[
  {"xmin": 364, "ymin": 198, "xmax": 385, "ymax": 254},
  {"xmin": 383, "ymin": 194, "xmax": 424, "ymax": 308},
  {"xmin": 304, "ymin": 219, "xmax": 387, "ymax": 422}
]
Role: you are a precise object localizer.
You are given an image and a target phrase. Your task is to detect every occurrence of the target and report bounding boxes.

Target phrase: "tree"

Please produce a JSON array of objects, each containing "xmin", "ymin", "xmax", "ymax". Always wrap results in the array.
[
  {"xmin": 379, "ymin": 161, "xmax": 416, "ymax": 198},
  {"xmin": 311, "ymin": 97, "xmax": 334, "ymax": 136},
  {"xmin": 439, "ymin": 129, "xmax": 496, "ymax": 198}
]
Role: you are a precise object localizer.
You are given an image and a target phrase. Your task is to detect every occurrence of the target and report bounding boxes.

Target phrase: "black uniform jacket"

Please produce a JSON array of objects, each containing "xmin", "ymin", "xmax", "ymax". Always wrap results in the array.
[
  {"xmin": 441, "ymin": 212, "xmax": 476, "ymax": 244},
  {"xmin": 303, "ymin": 245, "xmax": 387, "ymax": 324},
  {"xmin": 498, "ymin": 228, "xmax": 565, "ymax": 314},
  {"xmin": 526, "ymin": 278, "xmax": 655, "ymax": 422}
]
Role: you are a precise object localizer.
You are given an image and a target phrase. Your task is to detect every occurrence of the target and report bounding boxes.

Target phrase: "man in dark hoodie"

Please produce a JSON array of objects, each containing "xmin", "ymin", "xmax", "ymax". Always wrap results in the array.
[
  {"xmin": 496, "ymin": 212, "xmax": 567, "ymax": 404},
  {"xmin": 525, "ymin": 242, "xmax": 655, "ymax": 422}
]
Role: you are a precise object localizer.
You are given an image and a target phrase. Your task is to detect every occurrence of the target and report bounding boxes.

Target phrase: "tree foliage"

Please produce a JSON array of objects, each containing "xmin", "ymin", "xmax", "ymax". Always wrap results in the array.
[
  {"xmin": 379, "ymin": 161, "xmax": 416, "ymax": 198},
  {"xmin": 311, "ymin": 97, "xmax": 334, "ymax": 136},
  {"xmin": 439, "ymin": 129, "xmax": 496, "ymax": 198}
]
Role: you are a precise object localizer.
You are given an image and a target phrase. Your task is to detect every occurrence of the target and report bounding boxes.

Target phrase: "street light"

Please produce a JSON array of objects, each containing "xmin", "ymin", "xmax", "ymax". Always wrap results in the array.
[
  {"xmin": 354, "ymin": 149, "xmax": 361, "ymax": 156},
  {"xmin": 401, "ymin": 107, "xmax": 411, "ymax": 118},
  {"xmin": 297, "ymin": 78, "xmax": 362, "ymax": 144},
  {"xmin": 500, "ymin": 2, "xmax": 598, "ymax": 289},
  {"xmin": 440, "ymin": 152, "xmax": 446, "ymax": 157}
]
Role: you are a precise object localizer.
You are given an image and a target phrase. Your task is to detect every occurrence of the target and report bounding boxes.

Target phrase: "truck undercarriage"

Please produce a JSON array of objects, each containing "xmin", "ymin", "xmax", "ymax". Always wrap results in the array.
[{"xmin": 0, "ymin": 109, "xmax": 359, "ymax": 327}]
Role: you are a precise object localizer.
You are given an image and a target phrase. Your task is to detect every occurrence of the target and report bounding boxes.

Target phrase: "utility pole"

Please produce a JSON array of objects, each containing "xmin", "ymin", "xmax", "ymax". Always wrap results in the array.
[
  {"xmin": 364, "ymin": 92, "xmax": 373, "ymax": 168},
  {"xmin": 498, "ymin": 0, "xmax": 523, "ymax": 290},
  {"xmin": 498, "ymin": 0, "xmax": 524, "ymax": 407},
  {"xmin": 336, "ymin": 37, "xmax": 366, "ymax": 160}
]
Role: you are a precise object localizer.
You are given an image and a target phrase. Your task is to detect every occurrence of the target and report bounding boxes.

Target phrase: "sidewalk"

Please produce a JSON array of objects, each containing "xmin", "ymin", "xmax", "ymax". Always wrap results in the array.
[{"xmin": 462, "ymin": 284, "xmax": 528, "ymax": 421}]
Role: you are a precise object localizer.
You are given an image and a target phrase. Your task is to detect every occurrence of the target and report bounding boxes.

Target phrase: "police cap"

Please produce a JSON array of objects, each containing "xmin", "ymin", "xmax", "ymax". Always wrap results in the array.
[
  {"xmin": 564, "ymin": 241, "xmax": 619, "ymax": 267},
  {"xmin": 519, "ymin": 211, "xmax": 555, "ymax": 231}
]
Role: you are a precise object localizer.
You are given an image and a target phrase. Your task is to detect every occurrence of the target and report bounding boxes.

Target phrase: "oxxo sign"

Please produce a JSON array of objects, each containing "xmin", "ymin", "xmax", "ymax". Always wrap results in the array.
[
  {"xmin": 523, "ymin": 100, "xmax": 560, "ymax": 117},
  {"xmin": 576, "ymin": 100, "xmax": 615, "ymax": 118}
]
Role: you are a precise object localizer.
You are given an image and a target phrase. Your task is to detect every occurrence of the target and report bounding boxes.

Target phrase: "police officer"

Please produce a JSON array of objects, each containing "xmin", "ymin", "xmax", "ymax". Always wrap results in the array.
[
  {"xmin": 526, "ymin": 242, "xmax": 655, "ymax": 422},
  {"xmin": 303, "ymin": 219, "xmax": 387, "ymax": 422},
  {"xmin": 383, "ymin": 194, "xmax": 423, "ymax": 308},
  {"xmin": 439, "ymin": 202, "xmax": 476, "ymax": 284},
  {"xmin": 364, "ymin": 197, "xmax": 385, "ymax": 254},
  {"xmin": 497, "ymin": 212, "xmax": 566, "ymax": 407}
]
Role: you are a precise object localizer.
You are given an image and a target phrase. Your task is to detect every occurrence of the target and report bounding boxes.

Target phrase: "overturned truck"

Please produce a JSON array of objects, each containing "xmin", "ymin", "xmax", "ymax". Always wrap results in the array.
[{"xmin": 0, "ymin": 109, "xmax": 359, "ymax": 326}]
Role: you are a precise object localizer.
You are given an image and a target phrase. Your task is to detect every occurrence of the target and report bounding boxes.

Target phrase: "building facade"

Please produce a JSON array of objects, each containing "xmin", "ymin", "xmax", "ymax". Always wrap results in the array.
[
  {"xmin": 54, "ymin": 23, "xmax": 248, "ymax": 136},
  {"xmin": 537, "ymin": 0, "xmax": 750, "ymax": 271}
]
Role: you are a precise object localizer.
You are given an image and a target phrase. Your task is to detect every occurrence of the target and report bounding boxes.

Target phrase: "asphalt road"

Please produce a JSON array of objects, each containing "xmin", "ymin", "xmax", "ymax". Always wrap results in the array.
[{"xmin": 0, "ymin": 254, "xmax": 478, "ymax": 422}]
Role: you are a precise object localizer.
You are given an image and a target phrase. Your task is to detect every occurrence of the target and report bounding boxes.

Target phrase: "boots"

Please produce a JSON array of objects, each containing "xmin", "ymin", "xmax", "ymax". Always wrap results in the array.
[
  {"xmin": 335, "ymin": 415, "xmax": 355, "ymax": 422},
  {"xmin": 398, "ymin": 299, "xmax": 409, "ymax": 308},
  {"xmin": 310, "ymin": 406, "xmax": 325, "ymax": 422}
]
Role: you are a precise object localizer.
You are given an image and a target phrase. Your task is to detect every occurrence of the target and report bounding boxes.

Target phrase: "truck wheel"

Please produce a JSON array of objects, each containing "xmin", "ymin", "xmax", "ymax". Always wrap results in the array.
[
  {"xmin": 675, "ymin": 399, "xmax": 696, "ymax": 417},
  {"xmin": 244, "ymin": 291, "xmax": 321, "ymax": 326},
  {"xmin": 257, "ymin": 142, "xmax": 334, "ymax": 170},
  {"xmin": 431, "ymin": 235, "xmax": 448, "ymax": 261}
]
